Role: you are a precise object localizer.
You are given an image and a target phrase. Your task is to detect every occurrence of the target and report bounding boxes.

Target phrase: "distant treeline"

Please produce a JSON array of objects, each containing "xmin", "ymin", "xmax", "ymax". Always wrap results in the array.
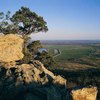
[{"xmin": 40, "ymin": 40, "xmax": 100, "ymax": 45}]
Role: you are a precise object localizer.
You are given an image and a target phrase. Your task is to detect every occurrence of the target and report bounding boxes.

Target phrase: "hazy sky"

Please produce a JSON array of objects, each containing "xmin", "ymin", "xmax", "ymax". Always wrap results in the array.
[{"xmin": 0, "ymin": 0, "xmax": 100, "ymax": 40}]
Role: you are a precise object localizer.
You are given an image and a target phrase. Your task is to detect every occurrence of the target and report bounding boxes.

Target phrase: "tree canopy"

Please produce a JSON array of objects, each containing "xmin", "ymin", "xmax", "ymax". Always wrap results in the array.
[
  {"xmin": 27, "ymin": 40, "xmax": 42, "ymax": 54},
  {"xmin": 0, "ymin": 6, "xmax": 48, "ymax": 54},
  {"xmin": 0, "ymin": 7, "xmax": 49, "ymax": 64},
  {"xmin": 0, "ymin": 7, "xmax": 48, "ymax": 36}
]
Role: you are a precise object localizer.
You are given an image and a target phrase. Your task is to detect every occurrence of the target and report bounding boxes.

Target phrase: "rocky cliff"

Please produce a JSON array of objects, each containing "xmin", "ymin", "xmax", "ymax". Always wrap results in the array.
[{"xmin": 0, "ymin": 34, "xmax": 98, "ymax": 100}]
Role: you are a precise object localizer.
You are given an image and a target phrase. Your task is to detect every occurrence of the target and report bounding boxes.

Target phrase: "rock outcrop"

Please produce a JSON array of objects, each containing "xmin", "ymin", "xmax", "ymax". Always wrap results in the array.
[
  {"xmin": 72, "ymin": 87, "xmax": 98, "ymax": 100},
  {"xmin": 0, "ymin": 60, "xmax": 98, "ymax": 100},
  {"xmin": 0, "ymin": 34, "xmax": 98, "ymax": 100},
  {"xmin": 0, "ymin": 61, "xmax": 16, "ymax": 69},
  {"xmin": 0, "ymin": 60, "xmax": 67, "ymax": 100},
  {"xmin": 5, "ymin": 60, "xmax": 66, "ymax": 86},
  {"xmin": 0, "ymin": 34, "xmax": 24, "ymax": 62}
]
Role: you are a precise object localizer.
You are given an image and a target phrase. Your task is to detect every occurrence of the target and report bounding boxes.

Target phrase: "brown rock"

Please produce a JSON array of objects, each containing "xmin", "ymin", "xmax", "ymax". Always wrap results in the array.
[
  {"xmin": 15, "ymin": 63, "xmax": 49, "ymax": 85},
  {"xmin": 32, "ymin": 60, "xmax": 67, "ymax": 86},
  {"xmin": 71, "ymin": 87, "xmax": 98, "ymax": 100},
  {"xmin": 53, "ymin": 75, "xmax": 67, "ymax": 86},
  {"xmin": 0, "ymin": 34, "xmax": 24, "ymax": 62},
  {"xmin": 1, "ymin": 60, "xmax": 98, "ymax": 100},
  {"xmin": 14, "ymin": 60, "xmax": 67, "ymax": 87},
  {"xmin": 34, "ymin": 60, "xmax": 55, "ymax": 79},
  {"xmin": 0, "ymin": 61, "xmax": 16, "ymax": 69}
]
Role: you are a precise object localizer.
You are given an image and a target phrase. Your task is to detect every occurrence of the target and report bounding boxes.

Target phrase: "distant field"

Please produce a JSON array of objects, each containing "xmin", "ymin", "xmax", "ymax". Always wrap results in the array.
[
  {"xmin": 43, "ymin": 44, "xmax": 100, "ymax": 70},
  {"xmin": 44, "ymin": 45, "xmax": 92, "ymax": 61},
  {"xmin": 43, "ymin": 44, "xmax": 100, "ymax": 99}
]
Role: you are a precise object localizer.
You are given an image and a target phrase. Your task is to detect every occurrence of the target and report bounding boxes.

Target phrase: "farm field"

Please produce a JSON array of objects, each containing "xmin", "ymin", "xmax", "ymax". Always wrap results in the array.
[
  {"xmin": 43, "ymin": 44, "xmax": 100, "ymax": 70},
  {"xmin": 44, "ymin": 44, "xmax": 100, "ymax": 98}
]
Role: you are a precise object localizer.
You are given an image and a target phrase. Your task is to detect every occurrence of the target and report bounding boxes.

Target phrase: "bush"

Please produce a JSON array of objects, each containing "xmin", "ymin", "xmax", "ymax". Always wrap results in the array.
[
  {"xmin": 35, "ymin": 51, "xmax": 56, "ymax": 68},
  {"xmin": 17, "ymin": 51, "xmax": 33, "ymax": 64}
]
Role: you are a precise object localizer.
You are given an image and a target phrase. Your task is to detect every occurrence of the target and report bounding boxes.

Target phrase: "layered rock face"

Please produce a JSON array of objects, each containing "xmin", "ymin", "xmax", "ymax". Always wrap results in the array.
[
  {"xmin": 0, "ymin": 34, "xmax": 98, "ymax": 100},
  {"xmin": 0, "ymin": 34, "xmax": 24, "ymax": 62}
]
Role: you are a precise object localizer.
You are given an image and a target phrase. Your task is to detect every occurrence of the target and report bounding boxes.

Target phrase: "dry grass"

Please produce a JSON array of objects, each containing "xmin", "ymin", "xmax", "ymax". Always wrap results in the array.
[{"xmin": 56, "ymin": 62, "xmax": 96, "ymax": 71}]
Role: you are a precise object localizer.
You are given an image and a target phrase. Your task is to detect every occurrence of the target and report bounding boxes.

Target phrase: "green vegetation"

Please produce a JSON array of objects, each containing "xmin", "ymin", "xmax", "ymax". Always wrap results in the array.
[
  {"xmin": 45, "ymin": 45, "xmax": 91, "ymax": 60},
  {"xmin": 0, "ymin": 7, "xmax": 48, "ymax": 63},
  {"xmin": 27, "ymin": 40, "xmax": 42, "ymax": 55},
  {"xmin": 0, "ymin": 7, "xmax": 100, "ymax": 99},
  {"xmin": 44, "ymin": 44, "xmax": 100, "ymax": 70},
  {"xmin": 27, "ymin": 41, "xmax": 55, "ymax": 68},
  {"xmin": 44, "ymin": 44, "xmax": 100, "ymax": 98},
  {"xmin": 35, "ymin": 51, "xmax": 56, "ymax": 68}
]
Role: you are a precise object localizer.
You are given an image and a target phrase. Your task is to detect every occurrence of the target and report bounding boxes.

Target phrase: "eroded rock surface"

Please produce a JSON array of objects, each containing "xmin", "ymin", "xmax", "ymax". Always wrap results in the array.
[
  {"xmin": 13, "ymin": 60, "xmax": 67, "ymax": 86},
  {"xmin": 0, "ymin": 60, "xmax": 67, "ymax": 100},
  {"xmin": 0, "ymin": 34, "xmax": 24, "ymax": 62},
  {"xmin": 72, "ymin": 87, "xmax": 98, "ymax": 100},
  {"xmin": 0, "ymin": 60, "xmax": 98, "ymax": 100},
  {"xmin": 0, "ymin": 61, "xmax": 16, "ymax": 69},
  {"xmin": 0, "ymin": 34, "xmax": 98, "ymax": 100}
]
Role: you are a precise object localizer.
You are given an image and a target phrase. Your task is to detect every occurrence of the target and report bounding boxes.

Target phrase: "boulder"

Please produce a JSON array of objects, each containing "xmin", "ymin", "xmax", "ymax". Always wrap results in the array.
[
  {"xmin": 0, "ymin": 34, "xmax": 24, "ymax": 62},
  {"xmin": 71, "ymin": 87, "xmax": 98, "ymax": 100}
]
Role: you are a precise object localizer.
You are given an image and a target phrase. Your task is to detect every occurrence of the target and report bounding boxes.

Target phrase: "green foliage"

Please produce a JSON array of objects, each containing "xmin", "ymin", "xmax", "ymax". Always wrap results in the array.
[
  {"xmin": 0, "ymin": 11, "xmax": 15, "ymax": 34},
  {"xmin": 10, "ymin": 7, "xmax": 48, "ymax": 36},
  {"xmin": 0, "ymin": 12, "xmax": 4, "ymax": 19},
  {"xmin": 35, "ymin": 51, "xmax": 56, "ymax": 68},
  {"xmin": 0, "ymin": 7, "xmax": 49, "ymax": 65},
  {"xmin": 27, "ymin": 40, "xmax": 42, "ymax": 55},
  {"xmin": 0, "ymin": 7, "xmax": 48, "ymax": 35},
  {"xmin": 26, "ymin": 41, "xmax": 56, "ymax": 68},
  {"xmin": 18, "ymin": 51, "xmax": 33, "ymax": 64},
  {"xmin": 19, "ymin": 40, "xmax": 42, "ymax": 64},
  {"xmin": 0, "ymin": 7, "xmax": 48, "ymax": 55}
]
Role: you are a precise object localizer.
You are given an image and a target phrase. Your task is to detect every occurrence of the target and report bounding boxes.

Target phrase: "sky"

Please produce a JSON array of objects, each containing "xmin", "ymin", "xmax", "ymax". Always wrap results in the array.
[{"xmin": 0, "ymin": 0, "xmax": 100, "ymax": 40}]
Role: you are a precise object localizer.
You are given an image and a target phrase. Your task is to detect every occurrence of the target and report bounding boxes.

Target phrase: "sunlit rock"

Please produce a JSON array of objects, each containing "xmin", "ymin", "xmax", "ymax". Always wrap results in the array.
[
  {"xmin": 53, "ymin": 75, "xmax": 66, "ymax": 87},
  {"xmin": 71, "ymin": 87, "xmax": 98, "ymax": 100},
  {"xmin": 0, "ymin": 61, "xmax": 16, "ymax": 69},
  {"xmin": 0, "ymin": 34, "xmax": 24, "ymax": 62}
]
